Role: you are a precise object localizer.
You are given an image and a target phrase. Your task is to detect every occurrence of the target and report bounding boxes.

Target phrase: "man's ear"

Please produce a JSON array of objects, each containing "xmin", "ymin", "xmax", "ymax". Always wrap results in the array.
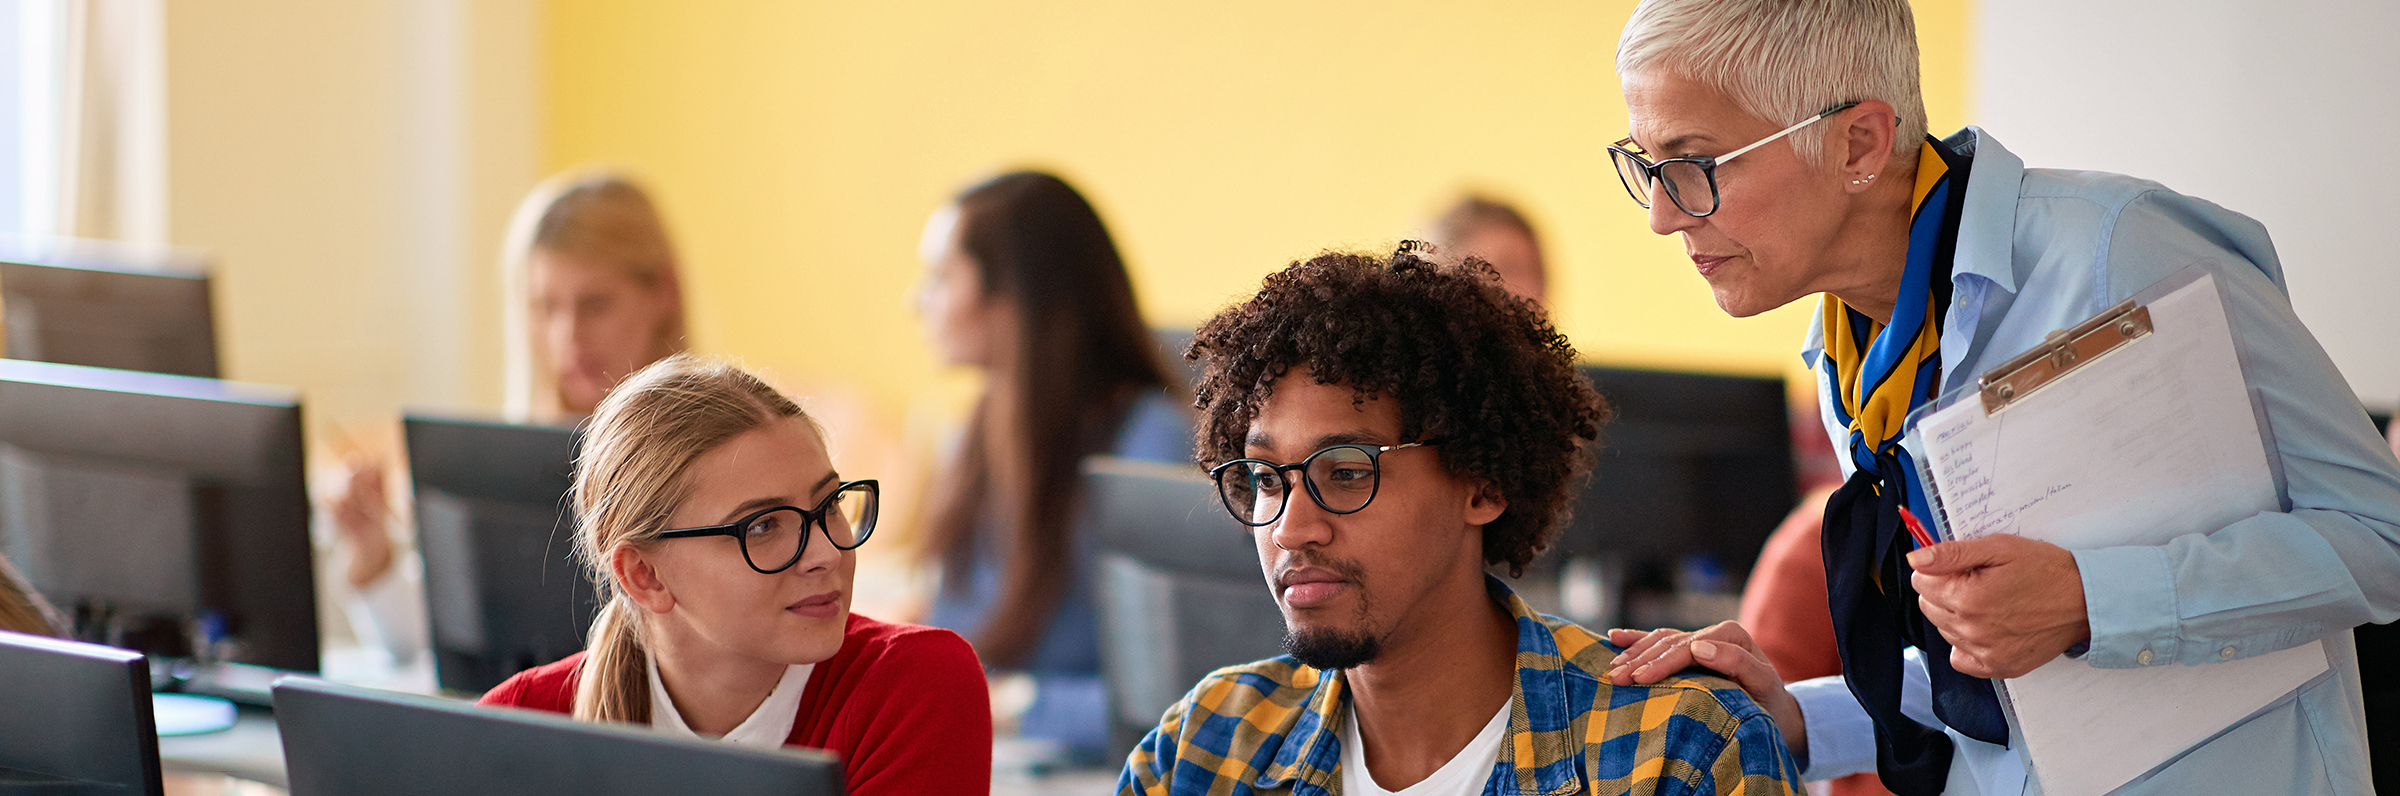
[
  {"xmin": 612, "ymin": 544, "xmax": 676, "ymax": 615},
  {"xmin": 1465, "ymin": 480, "xmax": 1508, "ymax": 527}
]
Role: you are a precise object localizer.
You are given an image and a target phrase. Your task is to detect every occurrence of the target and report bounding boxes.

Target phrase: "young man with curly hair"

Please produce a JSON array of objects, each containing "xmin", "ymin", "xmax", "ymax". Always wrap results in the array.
[{"xmin": 1117, "ymin": 244, "xmax": 1802, "ymax": 796}]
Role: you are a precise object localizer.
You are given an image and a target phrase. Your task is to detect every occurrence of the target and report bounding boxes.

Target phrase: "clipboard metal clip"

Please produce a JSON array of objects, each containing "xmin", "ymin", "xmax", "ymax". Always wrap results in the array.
[{"xmin": 1978, "ymin": 298, "xmax": 2153, "ymax": 414}]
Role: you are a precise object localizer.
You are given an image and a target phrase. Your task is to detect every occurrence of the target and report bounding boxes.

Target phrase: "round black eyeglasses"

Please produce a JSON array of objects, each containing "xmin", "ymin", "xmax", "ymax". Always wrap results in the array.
[
  {"xmin": 1608, "ymin": 101, "xmax": 1859, "ymax": 217},
  {"xmin": 1207, "ymin": 442, "xmax": 1436, "ymax": 527},
  {"xmin": 657, "ymin": 479, "xmax": 879, "ymax": 574}
]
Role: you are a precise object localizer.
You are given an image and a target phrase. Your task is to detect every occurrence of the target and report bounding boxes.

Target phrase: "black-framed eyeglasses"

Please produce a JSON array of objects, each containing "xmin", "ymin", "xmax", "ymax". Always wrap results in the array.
[
  {"xmin": 1207, "ymin": 442, "xmax": 1437, "ymax": 528},
  {"xmin": 657, "ymin": 480, "xmax": 880, "ymax": 574},
  {"xmin": 1608, "ymin": 101, "xmax": 1860, "ymax": 218}
]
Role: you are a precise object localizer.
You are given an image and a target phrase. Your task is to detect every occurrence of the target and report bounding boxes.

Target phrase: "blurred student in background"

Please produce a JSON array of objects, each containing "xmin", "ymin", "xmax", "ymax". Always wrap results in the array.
[
  {"xmin": 332, "ymin": 170, "xmax": 690, "ymax": 661},
  {"xmin": 481, "ymin": 356, "xmax": 990, "ymax": 795},
  {"xmin": 1428, "ymin": 194, "xmax": 1549, "ymax": 305},
  {"xmin": 913, "ymin": 171, "xmax": 1188, "ymax": 763},
  {"xmin": 499, "ymin": 172, "xmax": 689, "ymax": 423}
]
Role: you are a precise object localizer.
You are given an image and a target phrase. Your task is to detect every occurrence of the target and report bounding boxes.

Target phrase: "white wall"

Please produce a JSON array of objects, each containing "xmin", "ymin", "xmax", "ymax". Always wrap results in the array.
[
  {"xmin": 1973, "ymin": 0, "xmax": 2400, "ymax": 409},
  {"xmin": 164, "ymin": 0, "xmax": 539, "ymax": 440},
  {"xmin": 0, "ymin": 8, "xmax": 24, "ymax": 235}
]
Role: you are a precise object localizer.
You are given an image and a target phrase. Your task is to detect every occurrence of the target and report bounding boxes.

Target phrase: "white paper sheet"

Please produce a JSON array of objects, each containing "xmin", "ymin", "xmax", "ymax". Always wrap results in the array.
[{"xmin": 1909, "ymin": 272, "xmax": 2329, "ymax": 796}]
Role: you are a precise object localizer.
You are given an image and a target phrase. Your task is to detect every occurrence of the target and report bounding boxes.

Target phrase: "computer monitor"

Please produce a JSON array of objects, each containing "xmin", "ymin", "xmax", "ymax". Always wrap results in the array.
[
  {"xmin": 0, "ymin": 242, "xmax": 218, "ymax": 378},
  {"xmin": 273, "ymin": 677, "xmax": 844, "ymax": 796},
  {"xmin": 0, "ymin": 630, "xmax": 164, "ymax": 795},
  {"xmin": 1557, "ymin": 366, "xmax": 1797, "ymax": 628},
  {"xmin": 402, "ymin": 413, "xmax": 596, "ymax": 695},
  {"xmin": 1084, "ymin": 456, "xmax": 1285, "ymax": 755},
  {"xmin": 0, "ymin": 359, "xmax": 317, "ymax": 672}
]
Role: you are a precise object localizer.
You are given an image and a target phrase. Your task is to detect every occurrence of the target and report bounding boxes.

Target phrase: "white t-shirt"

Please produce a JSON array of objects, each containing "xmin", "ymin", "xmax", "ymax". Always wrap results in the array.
[
  {"xmin": 1341, "ymin": 697, "xmax": 1512, "ymax": 796},
  {"xmin": 646, "ymin": 651, "xmax": 814, "ymax": 750}
]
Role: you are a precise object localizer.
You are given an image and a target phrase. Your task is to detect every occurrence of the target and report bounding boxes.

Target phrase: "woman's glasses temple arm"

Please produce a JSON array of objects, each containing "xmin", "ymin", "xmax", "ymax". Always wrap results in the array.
[{"xmin": 1713, "ymin": 101, "xmax": 1863, "ymax": 166}]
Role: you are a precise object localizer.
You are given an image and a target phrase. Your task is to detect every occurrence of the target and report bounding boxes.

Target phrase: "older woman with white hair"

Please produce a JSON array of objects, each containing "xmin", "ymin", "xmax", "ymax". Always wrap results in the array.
[{"xmin": 1597, "ymin": 1, "xmax": 2400, "ymax": 795}]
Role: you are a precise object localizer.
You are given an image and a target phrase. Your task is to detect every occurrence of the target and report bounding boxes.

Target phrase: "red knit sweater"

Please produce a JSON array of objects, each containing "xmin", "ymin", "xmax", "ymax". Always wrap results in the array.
[{"xmin": 478, "ymin": 613, "xmax": 991, "ymax": 795}]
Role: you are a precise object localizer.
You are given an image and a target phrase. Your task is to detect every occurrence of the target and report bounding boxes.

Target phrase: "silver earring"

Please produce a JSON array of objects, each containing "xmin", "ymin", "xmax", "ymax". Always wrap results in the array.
[{"xmin": 1850, "ymin": 173, "xmax": 1878, "ymax": 186}]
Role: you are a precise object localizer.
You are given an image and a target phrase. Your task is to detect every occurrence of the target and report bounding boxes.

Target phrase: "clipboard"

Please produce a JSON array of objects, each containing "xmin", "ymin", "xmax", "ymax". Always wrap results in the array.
[{"xmin": 1897, "ymin": 264, "xmax": 2330, "ymax": 796}]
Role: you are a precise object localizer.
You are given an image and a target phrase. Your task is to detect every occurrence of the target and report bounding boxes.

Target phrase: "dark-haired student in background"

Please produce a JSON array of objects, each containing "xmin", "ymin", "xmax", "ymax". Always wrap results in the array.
[{"xmin": 912, "ymin": 171, "xmax": 1190, "ymax": 763}]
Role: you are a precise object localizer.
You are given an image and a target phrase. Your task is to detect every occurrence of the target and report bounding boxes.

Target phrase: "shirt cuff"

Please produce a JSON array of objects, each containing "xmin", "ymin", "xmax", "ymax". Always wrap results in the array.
[
  {"xmin": 2072, "ymin": 545, "xmax": 2182, "ymax": 668},
  {"xmin": 1789, "ymin": 674, "xmax": 1877, "ymax": 781}
]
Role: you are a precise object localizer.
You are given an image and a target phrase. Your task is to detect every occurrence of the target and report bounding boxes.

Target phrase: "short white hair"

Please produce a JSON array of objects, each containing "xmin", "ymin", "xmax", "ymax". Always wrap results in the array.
[{"xmin": 1617, "ymin": 0, "xmax": 1927, "ymax": 165}]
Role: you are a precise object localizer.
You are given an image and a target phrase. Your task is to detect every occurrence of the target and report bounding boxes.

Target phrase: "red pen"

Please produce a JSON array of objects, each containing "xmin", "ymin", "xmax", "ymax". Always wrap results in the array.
[{"xmin": 1898, "ymin": 506, "xmax": 1937, "ymax": 549}]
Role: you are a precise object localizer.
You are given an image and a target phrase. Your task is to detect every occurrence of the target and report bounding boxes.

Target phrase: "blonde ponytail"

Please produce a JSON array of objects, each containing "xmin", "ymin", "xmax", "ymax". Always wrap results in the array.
[
  {"xmin": 572, "ymin": 596, "xmax": 651, "ymax": 722},
  {"xmin": 564, "ymin": 354, "xmax": 809, "ymax": 725}
]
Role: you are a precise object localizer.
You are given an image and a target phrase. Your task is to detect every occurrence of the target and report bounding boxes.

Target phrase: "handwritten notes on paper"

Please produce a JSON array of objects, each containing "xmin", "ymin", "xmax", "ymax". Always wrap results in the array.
[
  {"xmin": 1906, "ymin": 272, "xmax": 2329, "ymax": 796},
  {"xmin": 1916, "ymin": 274, "xmax": 2271, "ymax": 550}
]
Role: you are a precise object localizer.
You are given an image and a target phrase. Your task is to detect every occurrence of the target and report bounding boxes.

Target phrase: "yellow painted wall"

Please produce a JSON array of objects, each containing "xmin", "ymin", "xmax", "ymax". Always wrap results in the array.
[
  {"xmin": 168, "ymin": 0, "xmax": 537, "ymax": 437},
  {"xmin": 542, "ymin": 0, "xmax": 1971, "ymax": 421}
]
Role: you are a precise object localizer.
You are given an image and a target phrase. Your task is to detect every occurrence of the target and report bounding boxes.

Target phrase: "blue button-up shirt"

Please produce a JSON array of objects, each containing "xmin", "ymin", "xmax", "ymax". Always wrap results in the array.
[{"xmin": 1796, "ymin": 127, "xmax": 2400, "ymax": 795}]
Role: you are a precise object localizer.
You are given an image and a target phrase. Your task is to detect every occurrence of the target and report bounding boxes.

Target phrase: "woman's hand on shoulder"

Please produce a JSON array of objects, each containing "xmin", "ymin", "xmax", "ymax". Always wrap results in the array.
[{"xmin": 1604, "ymin": 622, "xmax": 1805, "ymax": 760}]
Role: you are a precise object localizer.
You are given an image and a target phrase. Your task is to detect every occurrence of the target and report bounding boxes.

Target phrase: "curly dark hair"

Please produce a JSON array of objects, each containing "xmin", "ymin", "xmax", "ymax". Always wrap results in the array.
[{"xmin": 1188, "ymin": 243, "xmax": 1609, "ymax": 575}]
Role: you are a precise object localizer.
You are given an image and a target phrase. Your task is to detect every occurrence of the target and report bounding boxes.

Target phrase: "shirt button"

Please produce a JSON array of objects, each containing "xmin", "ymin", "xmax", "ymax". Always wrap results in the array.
[
  {"xmin": 2136, "ymin": 649, "xmax": 2155, "ymax": 665},
  {"xmin": 2220, "ymin": 646, "xmax": 2237, "ymax": 660}
]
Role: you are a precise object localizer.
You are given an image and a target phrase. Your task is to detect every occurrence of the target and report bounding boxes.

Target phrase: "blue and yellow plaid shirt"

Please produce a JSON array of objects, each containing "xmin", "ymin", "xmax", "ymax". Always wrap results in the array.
[{"xmin": 1117, "ymin": 576, "xmax": 1803, "ymax": 795}]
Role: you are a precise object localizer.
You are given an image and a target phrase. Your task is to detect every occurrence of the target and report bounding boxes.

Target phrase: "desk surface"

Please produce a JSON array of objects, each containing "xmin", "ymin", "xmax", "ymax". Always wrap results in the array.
[
  {"xmin": 157, "ymin": 706, "xmax": 284, "ymax": 789},
  {"xmin": 163, "ymin": 772, "xmax": 286, "ymax": 796}
]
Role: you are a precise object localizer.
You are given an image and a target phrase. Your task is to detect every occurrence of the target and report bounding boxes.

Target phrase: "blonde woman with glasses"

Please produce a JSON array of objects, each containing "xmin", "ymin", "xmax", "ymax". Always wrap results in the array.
[{"xmin": 478, "ymin": 355, "xmax": 991, "ymax": 794}]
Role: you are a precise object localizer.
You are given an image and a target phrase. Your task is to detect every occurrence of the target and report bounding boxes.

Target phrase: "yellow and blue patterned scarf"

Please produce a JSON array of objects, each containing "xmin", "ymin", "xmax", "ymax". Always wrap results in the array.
[
  {"xmin": 1817, "ymin": 138, "xmax": 2009, "ymax": 796},
  {"xmin": 1821, "ymin": 141, "xmax": 1956, "ymax": 480}
]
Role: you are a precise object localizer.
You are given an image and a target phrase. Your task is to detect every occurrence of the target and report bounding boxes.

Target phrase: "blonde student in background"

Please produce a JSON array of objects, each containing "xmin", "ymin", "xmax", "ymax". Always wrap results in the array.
[{"xmin": 328, "ymin": 171, "xmax": 689, "ymax": 662}]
